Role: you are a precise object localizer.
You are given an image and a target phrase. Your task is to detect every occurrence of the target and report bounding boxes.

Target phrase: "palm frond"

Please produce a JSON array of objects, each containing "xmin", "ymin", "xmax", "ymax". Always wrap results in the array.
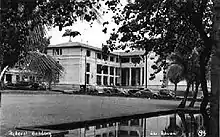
[
  {"xmin": 22, "ymin": 51, "xmax": 64, "ymax": 83},
  {"xmin": 62, "ymin": 29, "xmax": 81, "ymax": 38}
]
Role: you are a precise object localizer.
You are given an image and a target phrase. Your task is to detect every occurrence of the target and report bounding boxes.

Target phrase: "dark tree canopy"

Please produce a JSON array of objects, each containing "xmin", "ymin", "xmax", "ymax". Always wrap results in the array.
[{"xmin": 0, "ymin": 0, "xmax": 107, "ymax": 70}]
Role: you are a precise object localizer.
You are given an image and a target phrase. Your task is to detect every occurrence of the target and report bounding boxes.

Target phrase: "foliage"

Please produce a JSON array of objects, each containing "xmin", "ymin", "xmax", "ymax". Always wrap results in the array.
[
  {"xmin": 105, "ymin": 0, "xmax": 213, "ymax": 79},
  {"xmin": 0, "ymin": 0, "xmax": 104, "ymax": 71},
  {"xmin": 21, "ymin": 51, "xmax": 64, "ymax": 84},
  {"xmin": 167, "ymin": 64, "xmax": 184, "ymax": 86},
  {"xmin": 104, "ymin": 1, "xmax": 214, "ymax": 134},
  {"xmin": 62, "ymin": 29, "xmax": 81, "ymax": 42}
]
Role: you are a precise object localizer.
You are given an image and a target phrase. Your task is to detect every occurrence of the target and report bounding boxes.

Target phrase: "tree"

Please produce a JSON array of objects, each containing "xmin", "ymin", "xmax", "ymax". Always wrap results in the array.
[
  {"xmin": 0, "ymin": 0, "xmax": 105, "ymax": 88},
  {"xmin": 104, "ymin": 0, "xmax": 215, "ymax": 136},
  {"xmin": 21, "ymin": 51, "xmax": 64, "ymax": 90},
  {"xmin": 62, "ymin": 29, "xmax": 81, "ymax": 42},
  {"xmin": 167, "ymin": 64, "xmax": 184, "ymax": 92}
]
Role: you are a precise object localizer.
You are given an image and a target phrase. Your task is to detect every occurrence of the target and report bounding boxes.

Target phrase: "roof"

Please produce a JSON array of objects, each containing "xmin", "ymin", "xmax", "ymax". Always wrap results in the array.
[
  {"xmin": 48, "ymin": 42, "xmax": 146, "ymax": 56},
  {"xmin": 115, "ymin": 50, "xmax": 145, "ymax": 57},
  {"xmin": 48, "ymin": 42, "xmax": 102, "ymax": 51}
]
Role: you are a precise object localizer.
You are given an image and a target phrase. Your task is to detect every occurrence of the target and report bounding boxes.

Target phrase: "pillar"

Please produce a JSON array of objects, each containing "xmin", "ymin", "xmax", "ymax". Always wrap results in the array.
[
  {"xmin": 140, "ymin": 67, "xmax": 143, "ymax": 86},
  {"xmin": 108, "ymin": 66, "xmax": 110, "ymax": 85},
  {"xmin": 129, "ymin": 68, "xmax": 132, "ymax": 86}
]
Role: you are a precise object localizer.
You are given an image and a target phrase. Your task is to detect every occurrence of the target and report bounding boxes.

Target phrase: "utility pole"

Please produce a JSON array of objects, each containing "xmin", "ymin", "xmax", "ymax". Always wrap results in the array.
[
  {"xmin": 210, "ymin": 1, "xmax": 220, "ymax": 137},
  {"xmin": 84, "ymin": 54, "xmax": 87, "ymax": 93},
  {"xmin": 145, "ymin": 55, "xmax": 148, "ymax": 88}
]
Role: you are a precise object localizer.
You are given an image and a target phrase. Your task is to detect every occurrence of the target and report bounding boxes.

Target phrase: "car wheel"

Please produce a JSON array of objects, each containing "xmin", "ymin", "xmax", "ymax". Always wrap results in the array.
[{"xmin": 153, "ymin": 95, "xmax": 157, "ymax": 99}]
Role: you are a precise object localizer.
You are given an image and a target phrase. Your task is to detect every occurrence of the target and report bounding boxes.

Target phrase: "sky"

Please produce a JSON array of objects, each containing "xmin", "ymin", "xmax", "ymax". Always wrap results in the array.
[
  {"xmin": 47, "ymin": 2, "xmax": 122, "ymax": 48},
  {"xmin": 48, "ymin": 20, "xmax": 114, "ymax": 48}
]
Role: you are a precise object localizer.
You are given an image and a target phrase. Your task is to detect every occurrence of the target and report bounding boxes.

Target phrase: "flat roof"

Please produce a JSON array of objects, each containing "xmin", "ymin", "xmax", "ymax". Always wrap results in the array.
[{"xmin": 48, "ymin": 42, "xmax": 146, "ymax": 57}]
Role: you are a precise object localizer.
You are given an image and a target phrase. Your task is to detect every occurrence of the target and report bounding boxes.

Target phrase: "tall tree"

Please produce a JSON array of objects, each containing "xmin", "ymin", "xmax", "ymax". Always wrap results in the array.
[
  {"xmin": 104, "ymin": 0, "xmax": 215, "ymax": 136},
  {"xmin": 0, "ymin": 0, "xmax": 103, "ymax": 84},
  {"xmin": 62, "ymin": 29, "xmax": 81, "ymax": 42}
]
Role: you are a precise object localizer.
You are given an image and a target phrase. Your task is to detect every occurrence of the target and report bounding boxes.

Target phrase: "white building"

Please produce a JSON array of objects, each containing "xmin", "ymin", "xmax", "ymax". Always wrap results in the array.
[{"xmin": 47, "ymin": 42, "xmax": 167, "ymax": 90}]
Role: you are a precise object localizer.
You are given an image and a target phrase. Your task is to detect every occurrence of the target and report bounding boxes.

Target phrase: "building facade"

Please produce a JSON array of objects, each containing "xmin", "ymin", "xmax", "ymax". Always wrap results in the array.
[{"xmin": 47, "ymin": 42, "xmax": 167, "ymax": 90}]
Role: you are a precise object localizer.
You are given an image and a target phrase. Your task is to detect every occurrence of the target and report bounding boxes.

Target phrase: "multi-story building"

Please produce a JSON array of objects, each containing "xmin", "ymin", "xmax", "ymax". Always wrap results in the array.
[{"xmin": 46, "ymin": 42, "xmax": 166, "ymax": 90}]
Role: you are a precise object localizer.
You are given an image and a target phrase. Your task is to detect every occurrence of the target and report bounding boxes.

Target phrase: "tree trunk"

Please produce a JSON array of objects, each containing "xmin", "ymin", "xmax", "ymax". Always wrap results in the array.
[
  {"xmin": 209, "ymin": 0, "xmax": 220, "ymax": 137},
  {"xmin": 209, "ymin": 2, "xmax": 220, "ymax": 137},
  {"xmin": 0, "ymin": 65, "xmax": 9, "ymax": 107},
  {"xmin": 174, "ymin": 83, "xmax": 177, "ymax": 92}
]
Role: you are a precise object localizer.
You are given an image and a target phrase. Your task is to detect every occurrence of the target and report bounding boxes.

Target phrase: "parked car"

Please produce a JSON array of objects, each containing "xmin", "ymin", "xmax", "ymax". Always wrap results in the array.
[
  {"xmin": 134, "ymin": 88, "xmax": 159, "ymax": 99},
  {"xmin": 109, "ymin": 87, "xmax": 128, "ymax": 96},
  {"xmin": 157, "ymin": 89, "xmax": 175, "ymax": 99},
  {"xmin": 128, "ymin": 89, "xmax": 140, "ymax": 97},
  {"xmin": 5, "ymin": 81, "xmax": 46, "ymax": 90}
]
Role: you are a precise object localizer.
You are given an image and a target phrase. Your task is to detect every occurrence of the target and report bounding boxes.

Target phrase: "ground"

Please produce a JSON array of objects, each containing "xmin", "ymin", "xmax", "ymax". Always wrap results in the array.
[{"xmin": 0, "ymin": 92, "xmax": 200, "ymax": 136}]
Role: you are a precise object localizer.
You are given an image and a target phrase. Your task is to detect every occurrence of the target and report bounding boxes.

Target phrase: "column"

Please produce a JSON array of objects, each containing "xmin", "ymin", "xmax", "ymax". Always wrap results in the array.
[
  {"xmin": 108, "ymin": 66, "xmax": 110, "ymax": 85},
  {"xmin": 113, "ymin": 67, "xmax": 116, "ymax": 86},
  {"xmin": 140, "ymin": 67, "xmax": 143, "ymax": 86},
  {"xmin": 129, "ymin": 68, "xmax": 132, "ymax": 86}
]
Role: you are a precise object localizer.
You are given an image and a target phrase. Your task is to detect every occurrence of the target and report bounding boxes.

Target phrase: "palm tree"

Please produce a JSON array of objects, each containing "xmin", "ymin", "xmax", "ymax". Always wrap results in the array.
[
  {"xmin": 21, "ymin": 51, "xmax": 64, "ymax": 89},
  {"xmin": 62, "ymin": 29, "xmax": 81, "ymax": 42},
  {"xmin": 168, "ymin": 51, "xmax": 200, "ymax": 108}
]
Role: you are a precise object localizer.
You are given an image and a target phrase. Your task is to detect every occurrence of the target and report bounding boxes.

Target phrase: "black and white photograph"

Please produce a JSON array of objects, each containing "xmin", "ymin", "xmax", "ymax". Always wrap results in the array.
[{"xmin": 0, "ymin": 0, "xmax": 219, "ymax": 137}]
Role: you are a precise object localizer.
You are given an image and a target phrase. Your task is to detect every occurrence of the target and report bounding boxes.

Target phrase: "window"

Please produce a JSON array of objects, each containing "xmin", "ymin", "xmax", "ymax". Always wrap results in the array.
[
  {"xmin": 85, "ymin": 125, "xmax": 90, "ymax": 130},
  {"xmin": 29, "ymin": 76, "xmax": 34, "ymax": 82},
  {"xmin": 121, "ymin": 57, "xmax": 130, "ymax": 63},
  {"xmin": 110, "ymin": 56, "xmax": 114, "ymax": 62},
  {"xmin": 110, "ymin": 67, "xmax": 114, "ymax": 75},
  {"xmin": 96, "ymin": 53, "xmax": 102, "ymax": 59},
  {"xmin": 103, "ymin": 66, "xmax": 108, "ymax": 74},
  {"xmin": 102, "ymin": 123, "xmax": 108, "ymax": 128},
  {"xmin": 110, "ymin": 77, "xmax": 114, "ymax": 85},
  {"xmin": 6, "ymin": 74, "xmax": 12, "ymax": 83},
  {"xmin": 96, "ymin": 75, "xmax": 102, "ymax": 85},
  {"xmin": 53, "ymin": 48, "xmax": 62, "ymax": 55},
  {"xmin": 103, "ymin": 76, "xmax": 108, "ymax": 85},
  {"xmin": 16, "ymin": 75, "xmax": 20, "ymax": 82},
  {"xmin": 86, "ymin": 63, "xmax": 90, "ymax": 72},
  {"xmin": 103, "ymin": 133, "xmax": 107, "ymax": 137},
  {"xmin": 86, "ymin": 74, "xmax": 90, "ymax": 84},
  {"xmin": 120, "ymin": 120, "xmax": 129, "ymax": 126},
  {"xmin": 130, "ymin": 119, "xmax": 139, "ymax": 126},
  {"xmin": 97, "ymin": 64, "xmax": 102, "ymax": 74},
  {"xmin": 96, "ymin": 124, "xmax": 101, "ymax": 129},
  {"xmin": 86, "ymin": 50, "xmax": 91, "ymax": 57},
  {"xmin": 116, "ymin": 57, "xmax": 119, "ymax": 62},
  {"xmin": 130, "ymin": 131, "xmax": 139, "ymax": 136},
  {"xmin": 108, "ymin": 122, "xmax": 114, "ymax": 127},
  {"xmin": 116, "ymin": 68, "xmax": 120, "ymax": 76},
  {"xmin": 115, "ymin": 77, "xmax": 120, "ymax": 86},
  {"xmin": 109, "ymin": 132, "xmax": 114, "ymax": 137},
  {"xmin": 131, "ymin": 57, "xmax": 141, "ymax": 64}
]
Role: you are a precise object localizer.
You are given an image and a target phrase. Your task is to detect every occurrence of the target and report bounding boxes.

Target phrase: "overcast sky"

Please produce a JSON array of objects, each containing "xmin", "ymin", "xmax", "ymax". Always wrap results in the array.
[{"xmin": 47, "ymin": 1, "xmax": 124, "ymax": 48}]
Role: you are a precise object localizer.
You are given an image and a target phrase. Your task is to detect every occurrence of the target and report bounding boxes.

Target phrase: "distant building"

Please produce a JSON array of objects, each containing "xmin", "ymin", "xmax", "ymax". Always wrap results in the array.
[{"xmin": 46, "ymin": 42, "xmax": 167, "ymax": 90}]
